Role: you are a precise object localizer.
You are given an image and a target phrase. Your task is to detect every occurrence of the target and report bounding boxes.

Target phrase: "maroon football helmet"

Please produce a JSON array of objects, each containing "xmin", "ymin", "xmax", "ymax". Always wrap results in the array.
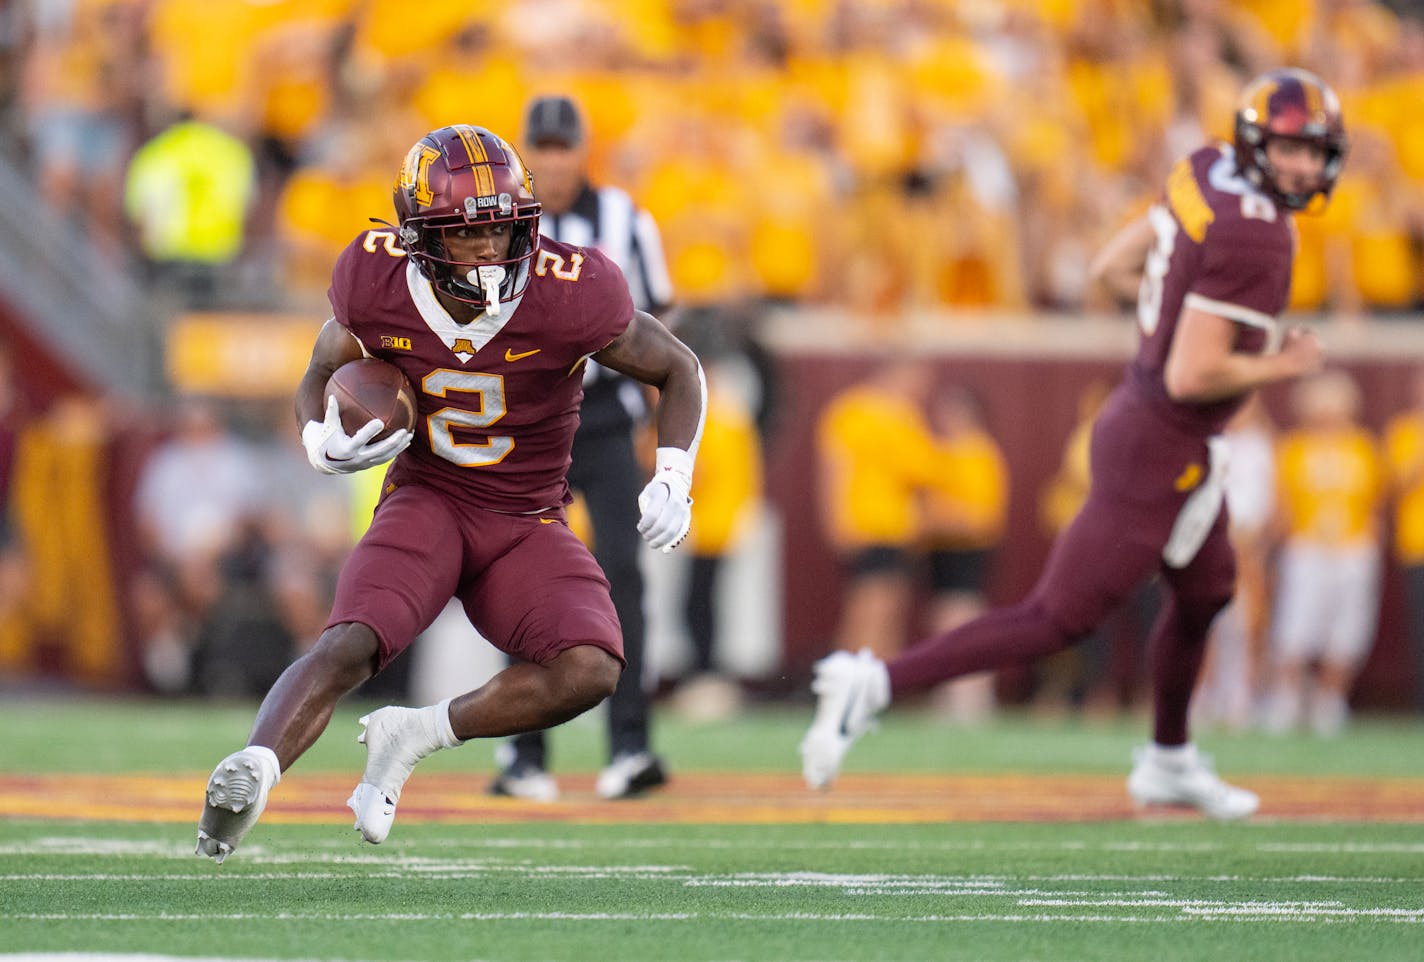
[
  {"xmin": 1233, "ymin": 68, "xmax": 1347, "ymax": 211},
  {"xmin": 392, "ymin": 124, "xmax": 541, "ymax": 306}
]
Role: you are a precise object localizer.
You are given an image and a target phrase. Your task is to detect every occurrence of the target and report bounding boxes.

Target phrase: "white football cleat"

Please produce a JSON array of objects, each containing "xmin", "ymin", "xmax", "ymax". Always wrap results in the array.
[
  {"xmin": 799, "ymin": 649, "xmax": 890, "ymax": 790},
  {"xmin": 489, "ymin": 764, "xmax": 561, "ymax": 803},
  {"xmin": 348, "ymin": 705, "xmax": 452, "ymax": 844},
  {"xmin": 1127, "ymin": 743, "xmax": 1259, "ymax": 821},
  {"xmin": 347, "ymin": 782, "xmax": 397, "ymax": 844},
  {"xmin": 196, "ymin": 747, "xmax": 280, "ymax": 864},
  {"xmin": 596, "ymin": 751, "xmax": 668, "ymax": 800}
]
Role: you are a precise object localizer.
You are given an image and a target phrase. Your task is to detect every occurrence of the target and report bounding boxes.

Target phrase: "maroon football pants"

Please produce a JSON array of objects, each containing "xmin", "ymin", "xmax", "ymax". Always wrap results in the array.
[{"xmin": 888, "ymin": 386, "xmax": 1236, "ymax": 746}]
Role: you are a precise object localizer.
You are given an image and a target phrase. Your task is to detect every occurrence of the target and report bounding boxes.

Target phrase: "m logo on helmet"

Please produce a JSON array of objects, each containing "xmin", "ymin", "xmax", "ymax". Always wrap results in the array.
[{"xmin": 399, "ymin": 144, "xmax": 441, "ymax": 208}]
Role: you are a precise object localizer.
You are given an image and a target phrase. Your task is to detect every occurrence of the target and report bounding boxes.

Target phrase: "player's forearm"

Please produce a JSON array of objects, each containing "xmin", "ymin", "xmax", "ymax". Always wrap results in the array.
[
  {"xmin": 1089, "ymin": 213, "xmax": 1153, "ymax": 305},
  {"xmin": 1165, "ymin": 350, "xmax": 1308, "ymax": 403},
  {"xmin": 653, "ymin": 359, "xmax": 707, "ymax": 458},
  {"xmin": 1167, "ymin": 309, "xmax": 1323, "ymax": 403},
  {"xmin": 295, "ymin": 318, "xmax": 367, "ymax": 429},
  {"xmin": 294, "ymin": 369, "xmax": 329, "ymax": 429},
  {"xmin": 1094, "ymin": 262, "xmax": 1144, "ymax": 306}
]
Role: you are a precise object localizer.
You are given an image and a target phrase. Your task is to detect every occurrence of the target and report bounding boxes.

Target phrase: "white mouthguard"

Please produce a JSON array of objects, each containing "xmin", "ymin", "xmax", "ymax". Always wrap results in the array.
[{"xmin": 469, "ymin": 265, "xmax": 507, "ymax": 317}]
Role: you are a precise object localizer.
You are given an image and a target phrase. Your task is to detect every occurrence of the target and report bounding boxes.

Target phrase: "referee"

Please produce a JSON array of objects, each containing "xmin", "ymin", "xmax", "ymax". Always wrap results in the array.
[{"xmin": 490, "ymin": 95, "xmax": 677, "ymax": 801}]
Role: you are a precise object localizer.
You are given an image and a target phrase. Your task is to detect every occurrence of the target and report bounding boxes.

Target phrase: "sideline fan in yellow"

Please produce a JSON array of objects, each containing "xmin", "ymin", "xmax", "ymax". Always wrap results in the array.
[
  {"xmin": 1264, "ymin": 369, "xmax": 1384, "ymax": 736},
  {"xmin": 816, "ymin": 360, "xmax": 941, "ymax": 660}
]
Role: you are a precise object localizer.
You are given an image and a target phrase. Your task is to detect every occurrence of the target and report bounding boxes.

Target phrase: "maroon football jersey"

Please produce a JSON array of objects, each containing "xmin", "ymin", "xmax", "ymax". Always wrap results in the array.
[
  {"xmin": 327, "ymin": 230, "xmax": 634, "ymax": 513},
  {"xmin": 1128, "ymin": 144, "xmax": 1295, "ymax": 435}
]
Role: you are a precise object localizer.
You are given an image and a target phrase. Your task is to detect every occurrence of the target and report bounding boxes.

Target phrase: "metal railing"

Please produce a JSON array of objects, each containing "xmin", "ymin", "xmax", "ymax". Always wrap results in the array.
[{"xmin": 0, "ymin": 149, "xmax": 165, "ymax": 402}]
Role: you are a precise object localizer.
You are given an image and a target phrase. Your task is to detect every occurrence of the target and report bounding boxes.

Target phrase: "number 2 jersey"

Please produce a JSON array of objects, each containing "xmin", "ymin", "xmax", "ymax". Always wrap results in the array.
[
  {"xmin": 327, "ymin": 230, "xmax": 635, "ymax": 514},
  {"xmin": 1128, "ymin": 143, "xmax": 1295, "ymax": 437}
]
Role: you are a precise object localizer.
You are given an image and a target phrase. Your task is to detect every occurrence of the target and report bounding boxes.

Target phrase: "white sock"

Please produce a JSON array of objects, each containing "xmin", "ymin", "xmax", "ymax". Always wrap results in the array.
[
  {"xmin": 428, "ymin": 697, "xmax": 465, "ymax": 748},
  {"xmin": 858, "ymin": 649, "xmax": 892, "ymax": 713},
  {"xmin": 1150, "ymin": 742, "xmax": 1194, "ymax": 765},
  {"xmin": 245, "ymin": 745, "xmax": 282, "ymax": 786}
]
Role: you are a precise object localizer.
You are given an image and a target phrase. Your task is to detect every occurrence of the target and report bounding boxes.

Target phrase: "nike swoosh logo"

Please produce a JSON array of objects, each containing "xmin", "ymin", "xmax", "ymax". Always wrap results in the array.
[
  {"xmin": 837, "ymin": 677, "xmax": 864, "ymax": 737},
  {"xmin": 539, "ymin": 517, "xmax": 559, "ymax": 524},
  {"xmin": 505, "ymin": 347, "xmax": 541, "ymax": 362}
]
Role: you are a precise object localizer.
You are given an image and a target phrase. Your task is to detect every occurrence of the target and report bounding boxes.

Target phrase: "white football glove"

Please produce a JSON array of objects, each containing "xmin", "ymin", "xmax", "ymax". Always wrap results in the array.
[
  {"xmin": 637, "ymin": 446, "xmax": 694, "ymax": 552},
  {"xmin": 301, "ymin": 395, "xmax": 412, "ymax": 475}
]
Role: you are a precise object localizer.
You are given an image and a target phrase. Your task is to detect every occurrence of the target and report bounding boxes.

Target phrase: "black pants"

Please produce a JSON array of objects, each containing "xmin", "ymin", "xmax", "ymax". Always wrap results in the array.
[
  {"xmin": 1404, "ymin": 564, "xmax": 1424, "ymax": 713},
  {"xmin": 506, "ymin": 425, "xmax": 650, "ymax": 768},
  {"xmin": 685, "ymin": 554, "xmax": 722, "ymax": 674}
]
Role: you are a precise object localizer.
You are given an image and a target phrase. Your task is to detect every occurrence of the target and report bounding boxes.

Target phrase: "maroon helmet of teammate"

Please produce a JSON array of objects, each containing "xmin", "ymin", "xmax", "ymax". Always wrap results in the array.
[
  {"xmin": 1233, "ymin": 68, "xmax": 1347, "ymax": 211},
  {"xmin": 393, "ymin": 124, "xmax": 542, "ymax": 307}
]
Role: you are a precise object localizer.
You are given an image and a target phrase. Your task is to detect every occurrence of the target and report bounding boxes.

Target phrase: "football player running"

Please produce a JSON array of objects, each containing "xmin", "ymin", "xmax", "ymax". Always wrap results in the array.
[
  {"xmin": 197, "ymin": 124, "xmax": 705, "ymax": 862},
  {"xmin": 801, "ymin": 68, "xmax": 1346, "ymax": 820}
]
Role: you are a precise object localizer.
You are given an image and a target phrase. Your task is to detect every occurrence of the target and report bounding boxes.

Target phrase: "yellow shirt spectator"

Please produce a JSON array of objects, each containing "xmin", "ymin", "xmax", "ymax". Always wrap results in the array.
[
  {"xmin": 687, "ymin": 380, "xmax": 762, "ymax": 557},
  {"xmin": 147, "ymin": 0, "xmax": 309, "ymax": 122},
  {"xmin": 1275, "ymin": 427, "xmax": 1383, "ymax": 549},
  {"xmin": 351, "ymin": 0, "xmax": 478, "ymax": 63},
  {"xmin": 817, "ymin": 363, "xmax": 940, "ymax": 551},
  {"xmin": 1321, "ymin": 128, "xmax": 1419, "ymax": 314},
  {"xmin": 1385, "ymin": 404, "xmax": 1424, "ymax": 564},
  {"xmin": 926, "ymin": 428, "xmax": 1008, "ymax": 552},
  {"xmin": 275, "ymin": 139, "xmax": 393, "ymax": 297}
]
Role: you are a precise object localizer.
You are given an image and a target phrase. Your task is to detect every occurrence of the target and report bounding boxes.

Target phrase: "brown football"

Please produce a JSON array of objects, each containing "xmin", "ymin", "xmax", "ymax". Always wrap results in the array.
[{"xmin": 325, "ymin": 358, "xmax": 418, "ymax": 442}]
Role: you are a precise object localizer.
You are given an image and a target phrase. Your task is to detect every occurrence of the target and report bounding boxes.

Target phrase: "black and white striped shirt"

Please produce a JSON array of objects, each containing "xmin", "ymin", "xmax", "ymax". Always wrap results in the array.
[
  {"xmin": 542, "ymin": 183, "xmax": 675, "ymax": 434},
  {"xmin": 541, "ymin": 183, "xmax": 674, "ymax": 314}
]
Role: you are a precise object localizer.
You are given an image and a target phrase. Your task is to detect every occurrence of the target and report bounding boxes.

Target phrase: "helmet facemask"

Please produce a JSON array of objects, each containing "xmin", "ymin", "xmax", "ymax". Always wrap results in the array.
[
  {"xmin": 392, "ymin": 125, "xmax": 542, "ymax": 313},
  {"xmin": 401, "ymin": 202, "xmax": 539, "ymax": 314}
]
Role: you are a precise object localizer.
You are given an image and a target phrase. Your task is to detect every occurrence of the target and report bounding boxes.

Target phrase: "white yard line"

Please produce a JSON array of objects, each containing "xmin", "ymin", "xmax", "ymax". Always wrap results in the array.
[
  {"xmin": 6, "ymin": 909, "xmax": 1423, "ymax": 925},
  {"xmin": 4, "ymin": 863, "xmax": 1421, "ymax": 927},
  {"xmin": 7, "ymin": 834, "xmax": 1424, "ymax": 857},
  {"xmin": 4, "ymin": 835, "xmax": 1421, "ymax": 930}
]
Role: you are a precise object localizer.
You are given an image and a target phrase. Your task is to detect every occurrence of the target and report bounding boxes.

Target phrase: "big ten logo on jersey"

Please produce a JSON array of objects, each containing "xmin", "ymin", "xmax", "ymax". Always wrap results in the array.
[
  {"xmin": 381, "ymin": 335, "xmax": 412, "ymax": 351},
  {"xmin": 535, "ymin": 249, "xmax": 583, "ymax": 281},
  {"xmin": 363, "ymin": 230, "xmax": 407, "ymax": 257}
]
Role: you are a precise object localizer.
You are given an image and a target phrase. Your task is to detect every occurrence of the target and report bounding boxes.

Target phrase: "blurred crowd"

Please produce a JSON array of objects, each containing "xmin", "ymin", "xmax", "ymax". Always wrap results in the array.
[{"xmin": 2, "ymin": 0, "xmax": 1424, "ymax": 318}]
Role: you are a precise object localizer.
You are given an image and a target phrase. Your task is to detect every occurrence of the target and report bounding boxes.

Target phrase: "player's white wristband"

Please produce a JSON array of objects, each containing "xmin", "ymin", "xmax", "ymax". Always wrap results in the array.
[{"xmin": 654, "ymin": 445, "xmax": 694, "ymax": 479}]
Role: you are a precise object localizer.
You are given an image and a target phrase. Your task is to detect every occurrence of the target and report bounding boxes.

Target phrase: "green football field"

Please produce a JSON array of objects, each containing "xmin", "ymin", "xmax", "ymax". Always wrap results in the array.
[{"xmin": 1, "ymin": 696, "xmax": 1422, "ymax": 962}]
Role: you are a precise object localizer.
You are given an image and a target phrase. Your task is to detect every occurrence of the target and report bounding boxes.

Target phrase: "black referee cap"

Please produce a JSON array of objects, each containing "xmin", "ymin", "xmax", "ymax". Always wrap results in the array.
[{"xmin": 523, "ymin": 95, "xmax": 584, "ymax": 147}]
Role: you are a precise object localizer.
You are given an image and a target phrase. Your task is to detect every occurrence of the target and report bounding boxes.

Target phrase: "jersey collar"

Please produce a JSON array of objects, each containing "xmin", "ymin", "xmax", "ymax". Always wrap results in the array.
[{"xmin": 405, "ymin": 260, "xmax": 528, "ymax": 362}]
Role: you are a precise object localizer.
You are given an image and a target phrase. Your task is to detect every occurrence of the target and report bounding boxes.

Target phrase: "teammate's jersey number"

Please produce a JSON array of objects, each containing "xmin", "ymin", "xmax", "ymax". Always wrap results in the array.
[
  {"xmin": 1137, "ymin": 204, "xmax": 1178, "ymax": 337},
  {"xmin": 1139, "ymin": 157, "xmax": 1279, "ymax": 336},
  {"xmin": 422, "ymin": 370, "xmax": 512, "ymax": 467}
]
